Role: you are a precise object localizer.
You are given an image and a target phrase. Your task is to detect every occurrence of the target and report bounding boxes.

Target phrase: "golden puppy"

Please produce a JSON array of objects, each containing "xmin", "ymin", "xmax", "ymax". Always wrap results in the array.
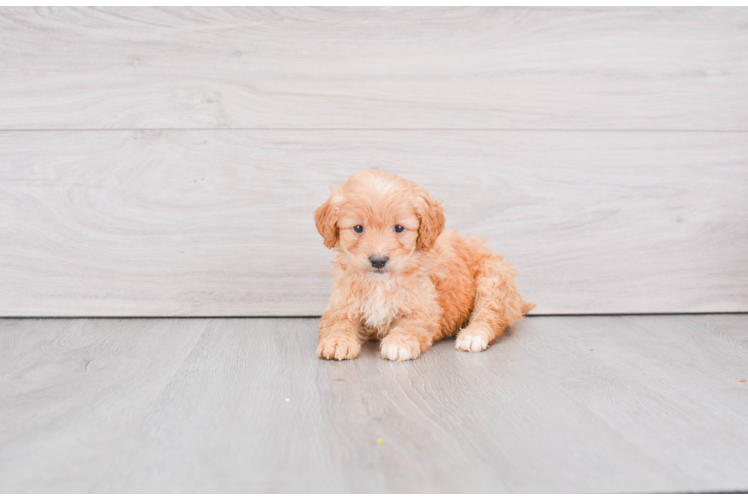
[{"xmin": 314, "ymin": 170, "xmax": 534, "ymax": 361}]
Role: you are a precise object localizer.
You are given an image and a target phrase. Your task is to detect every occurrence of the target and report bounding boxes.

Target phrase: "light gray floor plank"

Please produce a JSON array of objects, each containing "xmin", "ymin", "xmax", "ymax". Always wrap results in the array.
[
  {"xmin": 2, "ymin": 7, "xmax": 747, "ymax": 130},
  {"xmin": 2, "ymin": 130, "xmax": 747, "ymax": 316},
  {"xmin": 0, "ymin": 315, "xmax": 746, "ymax": 493}
]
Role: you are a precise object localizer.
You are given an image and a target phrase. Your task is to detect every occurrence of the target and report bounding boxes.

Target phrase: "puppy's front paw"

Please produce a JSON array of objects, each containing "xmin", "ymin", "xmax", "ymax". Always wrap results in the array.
[
  {"xmin": 380, "ymin": 336, "xmax": 421, "ymax": 361},
  {"xmin": 317, "ymin": 336, "xmax": 361, "ymax": 360},
  {"xmin": 455, "ymin": 327, "xmax": 490, "ymax": 352}
]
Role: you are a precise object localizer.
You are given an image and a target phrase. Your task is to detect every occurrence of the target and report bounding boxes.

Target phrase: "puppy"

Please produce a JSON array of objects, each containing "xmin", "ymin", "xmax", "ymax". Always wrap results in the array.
[{"xmin": 314, "ymin": 170, "xmax": 534, "ymax": 361}]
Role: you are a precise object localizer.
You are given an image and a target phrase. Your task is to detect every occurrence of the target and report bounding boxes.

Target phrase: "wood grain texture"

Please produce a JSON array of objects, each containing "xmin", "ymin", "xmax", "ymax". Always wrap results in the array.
[
  {"xmin": 2, "ymin": 130, "xmax": 747, "ymax": 316},
  {"xmin": 0, "ymin": 315, "xmax": 746, "ymax": 493},
  {"xmin": 1, "ymin": 7, "xmax": 747, "ymax": 130}
]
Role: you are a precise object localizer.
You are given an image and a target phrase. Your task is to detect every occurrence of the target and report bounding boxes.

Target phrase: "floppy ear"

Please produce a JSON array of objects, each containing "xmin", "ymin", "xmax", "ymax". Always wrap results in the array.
[
  {"xmin": 314, "ymin": 195, "xmax": 339, "ymax": 249},
  {"xmin": 415, "ymin": 188, "xmax": 445, "ymax": 251}
]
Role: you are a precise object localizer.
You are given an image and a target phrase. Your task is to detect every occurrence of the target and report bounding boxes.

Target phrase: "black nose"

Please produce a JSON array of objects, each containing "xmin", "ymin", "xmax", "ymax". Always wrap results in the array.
[{"xmin": 369, "ymin": 256, "xmax": 389, "ymax": 269}]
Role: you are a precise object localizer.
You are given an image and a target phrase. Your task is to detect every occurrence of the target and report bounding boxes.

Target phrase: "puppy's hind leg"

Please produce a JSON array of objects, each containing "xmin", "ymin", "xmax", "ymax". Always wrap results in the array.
[{"xmin": 455, "ymin": 255, "xmax": 534, "ymax": 352}]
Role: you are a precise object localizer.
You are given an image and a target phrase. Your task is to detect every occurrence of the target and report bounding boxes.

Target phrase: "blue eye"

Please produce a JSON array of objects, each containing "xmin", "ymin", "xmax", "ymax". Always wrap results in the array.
[
  {"xmin": 394, "ymin": 225, "xmax": 404, "ymax": 233},
  {"xmin": 353, "ymin": 225, "xmax": 364, "ymax": 233}
]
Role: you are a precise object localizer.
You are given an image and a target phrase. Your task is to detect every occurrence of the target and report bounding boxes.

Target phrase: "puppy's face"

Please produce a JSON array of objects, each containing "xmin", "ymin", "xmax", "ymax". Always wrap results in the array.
[
  {"xmin": 315, "ymin": 170, "xmax": 445, "ymax": 277},
  {"xmin": 336, "ymin": 195, "xmax": 420, "ymax": 277}
]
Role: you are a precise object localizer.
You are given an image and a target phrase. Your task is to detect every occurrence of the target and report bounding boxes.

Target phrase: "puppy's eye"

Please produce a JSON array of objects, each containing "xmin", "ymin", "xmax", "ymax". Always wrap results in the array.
[
  {"xmin": 394, "ymin": 225, "xmax": 404, "ymax": 233},
  {"xmin": 353, "ymin": 225, "xmax": 364, "ymax": 233}
]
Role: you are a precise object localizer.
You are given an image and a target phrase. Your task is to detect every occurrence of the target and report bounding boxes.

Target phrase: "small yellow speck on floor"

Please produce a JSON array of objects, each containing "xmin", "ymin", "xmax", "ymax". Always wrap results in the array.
[
  {"xmin": 401, "ymin": 460, "xmax": 409, "ymax": 466},
  {"xmin": 377, "ymin": 438, "xmax": 384, "ymax": 445}
]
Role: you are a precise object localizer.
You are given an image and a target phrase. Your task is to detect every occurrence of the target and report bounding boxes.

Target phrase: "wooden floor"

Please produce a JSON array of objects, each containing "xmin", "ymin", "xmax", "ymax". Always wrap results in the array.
[{"xmin": 1, "ymin": 315, "xmax": 747, "ymax": 493}]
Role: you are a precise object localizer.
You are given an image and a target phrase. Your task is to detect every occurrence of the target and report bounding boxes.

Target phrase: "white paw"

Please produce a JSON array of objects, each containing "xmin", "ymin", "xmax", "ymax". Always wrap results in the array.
[
  {"xmin": 455, "ymin": 331, "xmax": 489, "ymax": 352},
  {"xmin": 380, "ymin": 338, "xmax": 420, "ymax": 361}
]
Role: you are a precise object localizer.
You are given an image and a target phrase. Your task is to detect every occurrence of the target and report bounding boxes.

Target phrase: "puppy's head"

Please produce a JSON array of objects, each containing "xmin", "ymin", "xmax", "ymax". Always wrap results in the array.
[{"xmin": 314, "ymin": 170, "xmax": 445, "ymax": 276}]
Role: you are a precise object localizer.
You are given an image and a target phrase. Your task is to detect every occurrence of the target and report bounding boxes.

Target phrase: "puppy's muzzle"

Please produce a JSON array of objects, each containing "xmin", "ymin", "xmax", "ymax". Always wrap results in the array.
[{"xmin": 369, "ymin": 255, "xmax": 389, "ymax": 270}]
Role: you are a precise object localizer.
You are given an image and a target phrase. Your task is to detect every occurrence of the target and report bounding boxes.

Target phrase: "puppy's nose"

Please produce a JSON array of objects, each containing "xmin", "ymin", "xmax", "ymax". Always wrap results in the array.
[{"xmin": 369, "ymin": 255, "xmax": 389, "ymax": 269}]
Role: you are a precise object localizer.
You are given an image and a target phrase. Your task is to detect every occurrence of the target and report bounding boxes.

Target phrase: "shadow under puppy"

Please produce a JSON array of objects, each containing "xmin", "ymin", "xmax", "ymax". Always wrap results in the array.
[{"xmin": 314, "ymin": 170, "xmax": 534, "ymax": 361}]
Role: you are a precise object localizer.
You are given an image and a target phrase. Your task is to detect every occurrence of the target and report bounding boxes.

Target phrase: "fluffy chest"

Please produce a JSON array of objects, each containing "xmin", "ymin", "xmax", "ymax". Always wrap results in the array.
[{"xmin": 359, "ymin": 284, "xmax": 401, "ymax": 331}]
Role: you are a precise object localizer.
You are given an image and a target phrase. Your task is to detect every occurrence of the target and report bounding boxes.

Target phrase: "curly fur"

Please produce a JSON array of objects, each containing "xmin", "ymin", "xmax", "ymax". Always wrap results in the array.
[{"xmin": 314, "ymin": 170, "xmax": 534, "ymax": 361}]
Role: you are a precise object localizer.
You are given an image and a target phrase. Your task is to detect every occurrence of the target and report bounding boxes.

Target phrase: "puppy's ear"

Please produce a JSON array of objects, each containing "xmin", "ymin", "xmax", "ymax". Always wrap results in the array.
[
  {"xmin": 314, "ymin": 194, "xmax": 339, "ymax": 249},
  {"xmin": 415, "ymin": 188, "xmax": 445, "ymax": 251}
]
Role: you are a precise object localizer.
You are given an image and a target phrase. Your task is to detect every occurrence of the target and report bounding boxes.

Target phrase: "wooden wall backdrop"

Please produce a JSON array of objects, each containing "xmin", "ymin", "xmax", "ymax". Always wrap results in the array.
[{"xmin": 1, "ymin": 7, "xmax": 747, "ymax": 316}]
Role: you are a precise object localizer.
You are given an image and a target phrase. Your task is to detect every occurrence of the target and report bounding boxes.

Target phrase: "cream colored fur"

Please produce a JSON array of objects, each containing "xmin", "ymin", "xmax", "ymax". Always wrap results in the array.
[{"xmin": 314, "ymin": 170, "xmax": 534, "ymax": 361}]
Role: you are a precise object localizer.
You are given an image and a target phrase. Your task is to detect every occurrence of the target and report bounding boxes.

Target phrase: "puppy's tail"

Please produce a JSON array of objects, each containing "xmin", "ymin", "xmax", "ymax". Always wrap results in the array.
[{"xmin": 521, "ymin": 301, "xmax": 536, "ymax": 315}]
